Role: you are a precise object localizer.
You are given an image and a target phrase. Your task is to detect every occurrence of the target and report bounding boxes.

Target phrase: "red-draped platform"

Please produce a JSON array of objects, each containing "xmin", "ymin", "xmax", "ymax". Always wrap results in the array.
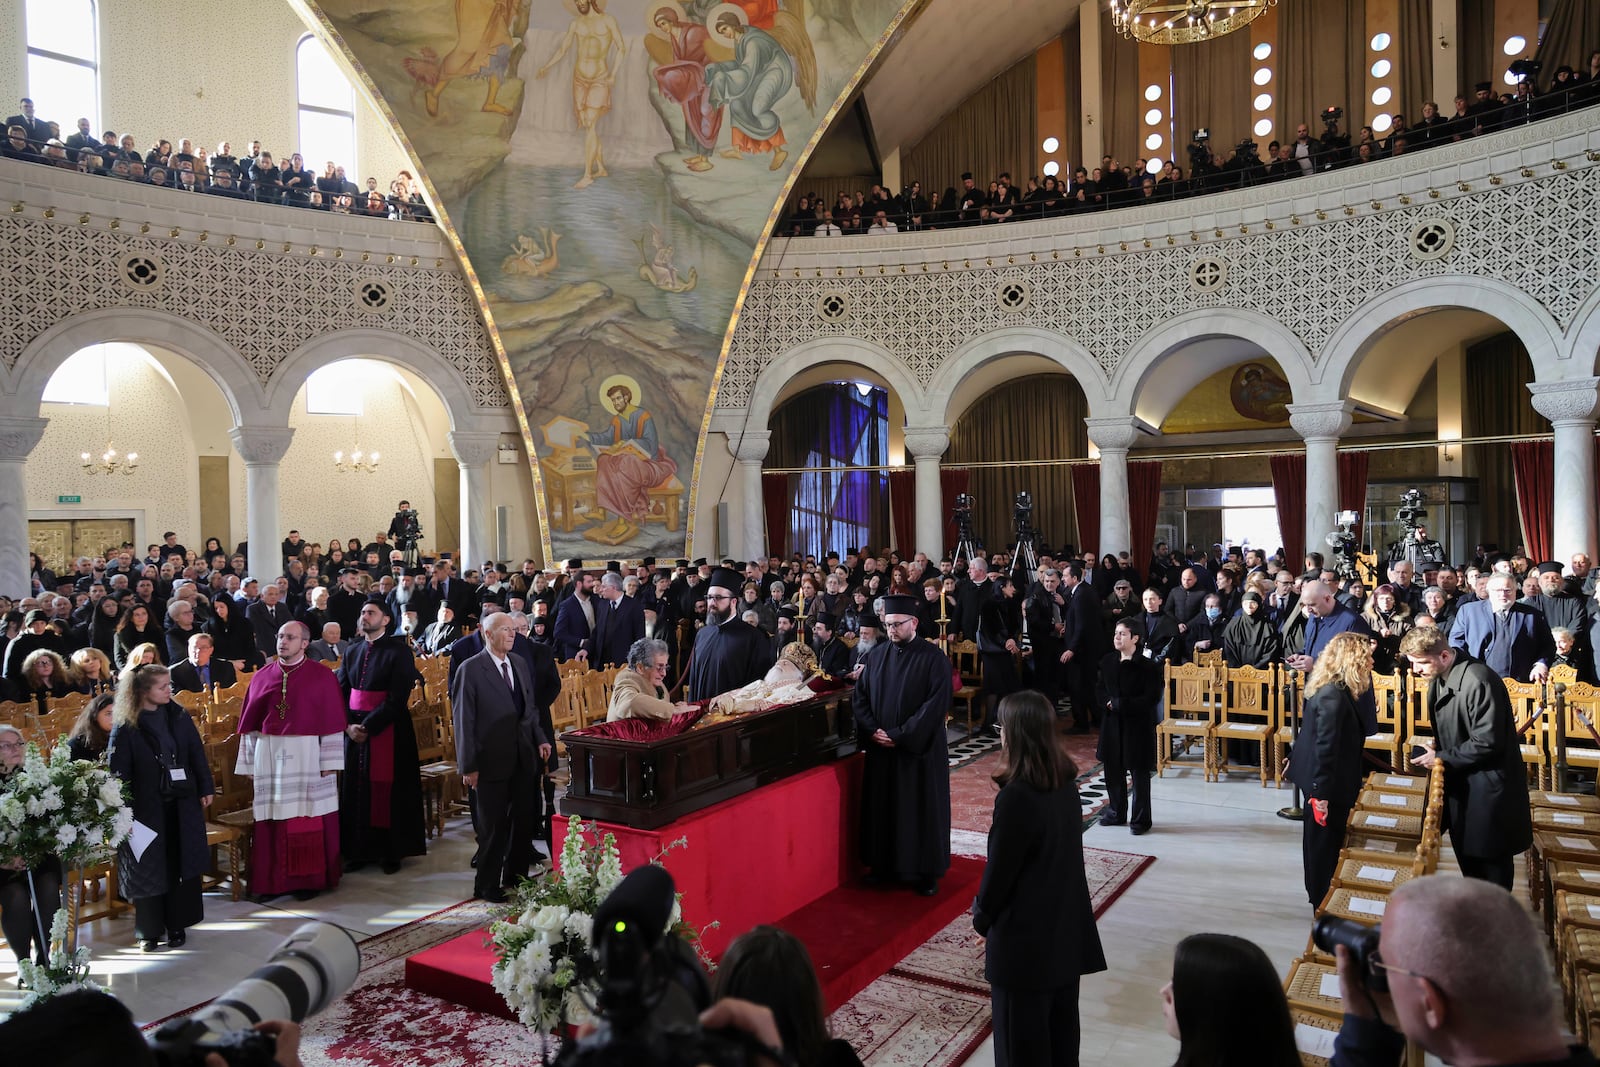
[{"xmin": 405, "ymin": 755, "xmax": 986, "ymax": 1015}]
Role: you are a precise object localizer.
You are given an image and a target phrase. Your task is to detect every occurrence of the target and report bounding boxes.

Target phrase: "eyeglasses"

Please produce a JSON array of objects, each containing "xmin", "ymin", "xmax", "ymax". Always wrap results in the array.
[
  {"xmin": 706, "ymin": 593, "xmax": 736, "ymax": 602},
  {"xmin": 1369, "ymin": 952, "xmax": 1431, "ymax": 985},
  {"xmin": 0, "ymin": 740, "xmax": 23, "ymax": 750},
  {"xmin": 885, "ymin": 617, "xmax": 917, "ymax": 629},
  {"xmin": 643, "ymin": 661, "xmax": 670, "ymax": 673}
]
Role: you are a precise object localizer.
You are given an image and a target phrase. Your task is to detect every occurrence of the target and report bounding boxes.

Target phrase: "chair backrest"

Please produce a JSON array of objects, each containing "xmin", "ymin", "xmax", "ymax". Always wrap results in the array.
[
  {"xmin": 950, "ymin": 640, "xmax": 980, "ymax": 681},
  {"xmin": 28, "ymin": 708, "xmax": 79, "ymax": 756},
  {"xmin": 1165, "ymin": 662, "xmax": 1215, "ymax": 720},
  {"xmin": 550, "ymin": 682, "xmax": 582, "ymax": 735},
  {"xmin": 206, "ymin": 732, "xmax": 251, "ymax": 815},
  {"xmin": 1221, "ymin": 664, "xmax": 1276, "ymax": 728},
  {"xmin": 1406, "ymin": 674, "xmax": 1434, "ymax": 739},
  {"xmin": 1556, "ymin": 682, "xmax": 1600, "ymax": 752},
  {"xmin": 213, "ymin": 679, "xmax": 249, "ymax": 705},
  {"xmin": 48, "ymin": 691, "xmax": 90, "ymax": 719},
  {"xmin": 581, "ymin": 671, "xmax": 609, "ymax": 728},
  {"xmin": 0, "ymin": 700, "xmax": 30, "ymax": 732},
  {"xmin": 1550, "ymin": 664, "xmax": 1580, "ymax": 687},
  {"xmin": 1503, "ymin": 678, "xmax": 1546, "ymax": 748},
  {"xmin": 1368, "ymin": 671, "xmax": 1406, "ymax": 734},
  {"xmin": 1194, "ymin": 648, "xmax": 1226, "ymax": 685}
]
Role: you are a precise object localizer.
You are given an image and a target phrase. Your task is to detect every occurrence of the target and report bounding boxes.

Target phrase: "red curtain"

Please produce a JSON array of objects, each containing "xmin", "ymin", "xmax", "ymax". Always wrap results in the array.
[
  {"xmin": 940, "ymin": 467, "xmax": 970, "ymax": 554},
  {"xmin": 1270, "ymin": 454, "xmax": 1307, "ymax": 569},
  {"xmin": 760, "ymin": 473, "xmax": 789, "ymax": 559},
  {"xmin": 887, "ymin": 470, "xmax": 916, "ymax": 557},
  {"xmin": 1510, "ymin": 441, "xmax": 1554, "ymax": 563},
  {"xmin": 1337, "ymin": 451, "xmax": 1371, "ymax": 552},
  {"xmin": 1071, "ymin": 464, "xmax": 1100, "ymax": 556},
  {"xmin": 1128, "ymin": 460, "xmax": 1162, "ymax": 578}
]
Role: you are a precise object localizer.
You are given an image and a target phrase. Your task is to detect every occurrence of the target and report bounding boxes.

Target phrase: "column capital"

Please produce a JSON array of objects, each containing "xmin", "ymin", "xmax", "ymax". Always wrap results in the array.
[
  {"xmin": 229, "ymin": 425, "xmax": 294, "ymax": 465},
  {"xmin": 1287, "ymin": 401, "xmax": 1354, "ymax": 442},
  {"xmin": 1529, "ymin": 378, "xmax": 1600, "ymax": 424},
  {"xmin": 1083, "ymin": 416, "xmax": 1145, "ymax": 453},
  {"xmin": 732, "ymin": 430, "xmax": 771, "ymax": 464},
  {"xmin": 0, "ymin": 415, "xmax": 49, "ymax": 461},
  {"xmin": 448, "ymin": 430, "xmax": 502, "ymax": 467},
  {"xmin": 902, "ymin": 427, "xmax": 950, "ymax": 459}
]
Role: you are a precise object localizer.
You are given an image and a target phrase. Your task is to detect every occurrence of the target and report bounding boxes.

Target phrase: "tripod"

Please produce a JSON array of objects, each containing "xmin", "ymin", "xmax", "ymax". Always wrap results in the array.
[
  {"xmin": 398, "ymin": 540, "xmax": 421, "ymax": 570},
  {"xmin": 952, "ymin": 513, "xmax": 980, "ymax": 569}
]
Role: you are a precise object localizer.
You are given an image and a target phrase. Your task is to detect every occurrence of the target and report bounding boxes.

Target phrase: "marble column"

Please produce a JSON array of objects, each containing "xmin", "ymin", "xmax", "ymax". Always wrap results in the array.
[
  {"xmin": 0, "ymin": 415, "xmax": 49, "ymax": 598},
  {"xmin": 1287, "ymin": 402, "xmax": 1354, "ymax": 564},
  {"xmin": 1529, "ymin": 378, "xmax": 1600, "ymax": 563},
  {"xmin": 733, "ymin": 431, "xmax": 771, "ymax": 561},
  {"xmin": 229, "ymin": 425, "xmax": 295, "ymax": 580},
  {"xmin": 1085, "ymin": 417, "xmax": 1142, "ymax": 557},
  {"xmin": 902, "ymin": 428, "xmax": 950, "ymax": 556},
  {"xmin": 449, "ymin": 431, "xmax": 502, "ymax": 568}
]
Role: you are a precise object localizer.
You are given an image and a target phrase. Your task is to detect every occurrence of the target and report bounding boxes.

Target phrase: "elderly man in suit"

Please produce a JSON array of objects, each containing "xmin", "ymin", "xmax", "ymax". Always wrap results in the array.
[
  {"xmin": 450, "ymin": 611, "xmax": 551, "ymax": 902},
  {"xmin": 247, "ymin": 583, "xmax": 294, "ymax": 660},
  {"xmin": 1449, "ymin": 572, "xmax": 1554, "ymax": 682},
  {"xmin": 593, "ymin": 571, "xmax": 645, "ymax": 668},
  {"xmin": 169, "ymin": 633, "xmax": 237, "ymax": 694}
]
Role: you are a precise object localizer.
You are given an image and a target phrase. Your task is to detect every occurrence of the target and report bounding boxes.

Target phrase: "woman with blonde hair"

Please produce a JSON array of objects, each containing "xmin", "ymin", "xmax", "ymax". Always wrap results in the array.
[
  {"xmin": 68, "ymin": 647, "xmax": 114, "ymax": 695},
  {"xmin": 108, "ymin": 664, "xmax": 214, "ymax": 951},
  {"xmin": 125, "ymin": 642, "xmax": 162, "ymax": 669},
  {"xmin": 1286, "ymin": 631, "xmax": 1374, "ymax": 908}
]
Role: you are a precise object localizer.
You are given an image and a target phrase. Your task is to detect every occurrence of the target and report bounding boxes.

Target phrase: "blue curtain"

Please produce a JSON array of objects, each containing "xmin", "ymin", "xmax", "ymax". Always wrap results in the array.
[{"xmin": 770, "ymin": 385, "xmax": 888, "ymax": 559}]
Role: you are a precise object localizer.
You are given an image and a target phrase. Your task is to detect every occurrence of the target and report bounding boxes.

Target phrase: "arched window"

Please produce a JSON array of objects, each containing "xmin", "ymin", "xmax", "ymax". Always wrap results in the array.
[
  {"xmin": 296, "ymin": 34, "xmax": 356, "ymax": 176},
  {"xmin": 24, "ymin": 0, "xmax": 100, "ymax": 134}
]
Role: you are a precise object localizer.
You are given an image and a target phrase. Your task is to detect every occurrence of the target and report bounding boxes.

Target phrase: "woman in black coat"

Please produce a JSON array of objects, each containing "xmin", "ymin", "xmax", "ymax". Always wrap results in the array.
[
  {"xmin": 1285, "ymin": 631, "xmax": 1372, "ymax": 909},
  {"xmin": 113, "ymin": 602, "xmax": 166, "ymax": 670},
  {"xmin": 1096, "ymin": 620, "xmax": 1163, "ymax": 834},
  {"xmin": 86, "ymin": 594, "xmax": 122, "ymax": 660},
  {"xmin": 205, "ymin": 594, "xmax": 262, "ymax": 670},
  {"xmin": 107, "ymin": 664, "xmax": 215, "ymax": 951},
  {"xmin": 976, "ymin": 576, "xmax": 1024, "ymax": 733},
  {"xmin": 1221, "ymin": 591, "xmax": 1282, "ymax": 668},
  {"xmin": 973, "ymin": 690, "xmax": 1106, "ymax": 1067}
]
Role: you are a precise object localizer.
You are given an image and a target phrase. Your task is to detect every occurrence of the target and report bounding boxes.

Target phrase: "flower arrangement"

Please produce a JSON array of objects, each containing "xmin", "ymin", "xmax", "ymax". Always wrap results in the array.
[
  {"xmin": 488, "ymin": 815, "xmax": 712, "ymax": 1035},
  {"xmin": 0, "ymin": 739, "xmax": 134, "ymax": 1003}
]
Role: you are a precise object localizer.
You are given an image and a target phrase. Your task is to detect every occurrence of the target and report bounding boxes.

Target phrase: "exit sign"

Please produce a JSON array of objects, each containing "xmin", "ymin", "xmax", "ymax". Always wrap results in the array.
[{"xmin": 57, "ymin": 495, "xmax": 81, "ymax": 504}]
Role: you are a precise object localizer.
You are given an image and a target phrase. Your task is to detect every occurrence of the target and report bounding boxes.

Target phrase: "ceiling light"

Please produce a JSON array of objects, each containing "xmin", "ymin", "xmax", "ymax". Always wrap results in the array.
[{"xmin": 1111, "ymin": 0, "xmax": 1277, "ymax": 46}]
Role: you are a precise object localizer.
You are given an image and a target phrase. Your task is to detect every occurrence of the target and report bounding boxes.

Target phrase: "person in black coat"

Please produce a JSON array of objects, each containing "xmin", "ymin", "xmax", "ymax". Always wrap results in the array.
[
  {"xmin": 977, "ymin": 577, "xmax": 1024, "ymax": 733},
  {"xmin": 592, "ymin": 573, "xmax": 645, "ymax": 668},
  {"xmin": 107, "ymin": 664, "xmax": 216, "ymax": 951},
  {"xmin": 973, "ymin": 690, "xmax": 1107, "ymax": 1067},
  {"xmin": 1222, "ymin": 592, "xmax": 1283, "ymax": 667},
  {"xmin": 204, "ymin": 594, "xmax": 262, "ymax": 670},
  {"xmin": 168, "ymin": 633, "xmax": 238, "ymax": 694},
  {"xmin": 808, "ymin": 614, "xmax": 851, "ymax": 678},
  {"xmin": 1135, "ymin": 588, "xmax": 1184, "ymax": 665},
  {"xmin": 1096, "ymin": 621, "xmax": 1163, "ymax": 834},
  {"xmin": 1286, "ymin": 632, "xmax": 1373, "ymax": 908}
]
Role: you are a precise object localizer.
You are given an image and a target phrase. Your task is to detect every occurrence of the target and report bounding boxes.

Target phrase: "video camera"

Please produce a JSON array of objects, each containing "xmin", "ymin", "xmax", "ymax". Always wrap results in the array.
[
  {"xmin": 395, "ymin": 507, "xmax": 423, "ymax": 550},
  {"xmin": 1395, "ymin": 487, "xmax": 1427, "ymax": 528},
  {"xmin": 1325, "ymin": 509, "xmax": 1362, "ymax": 582},
  {"xmin": 556, "ymin": 866, "xmax": 771, "ymax": 1067},
  {"xmin": 147, "ymin": 922, "xmax": 359, "ymax": 1066},
  {"xmin": 1312, "ymin": 915, "xmax": 1386, "ymax": 992},
  {"xmin": 1187, "ymin": 129, "xmax": 1214, "ymax": 172},
  {"xmin": 1321, "ymin": 106, "xmax": 1344, "ymax": 129}
]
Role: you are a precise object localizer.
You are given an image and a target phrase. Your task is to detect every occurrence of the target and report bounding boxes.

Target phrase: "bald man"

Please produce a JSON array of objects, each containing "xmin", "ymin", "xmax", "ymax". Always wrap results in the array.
[{"xmin": 1285, "ymin": 580, "xmax": 1370, "ymax": 673}]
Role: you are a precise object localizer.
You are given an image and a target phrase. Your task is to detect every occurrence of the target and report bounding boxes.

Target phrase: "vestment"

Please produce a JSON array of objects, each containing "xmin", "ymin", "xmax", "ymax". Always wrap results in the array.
[
  {"xmin": 338, "ymin": 636, "xmax": 426, "ymax": 866},
  {"xmin": 237, "ymin": 658, "xmax": 347, "ymax": 896}
]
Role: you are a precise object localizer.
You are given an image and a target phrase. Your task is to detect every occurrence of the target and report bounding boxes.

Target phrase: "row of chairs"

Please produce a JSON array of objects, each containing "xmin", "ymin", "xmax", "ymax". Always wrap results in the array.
[
  {"xmin": 1282, "ymin": 762, "xmax": 1447, "ymax": 1065},
  {"xmin": 1522, "ymin": 786, "xmax": 1600, "ymax": 1048}
]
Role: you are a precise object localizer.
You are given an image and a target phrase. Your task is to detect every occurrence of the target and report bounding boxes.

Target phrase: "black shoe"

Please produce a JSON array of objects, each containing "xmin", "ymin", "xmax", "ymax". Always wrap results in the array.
[
  {"xmin": 139, "ymin": 939, "xmax": 163, "ymax": 952},
  {"xmin": 343, "ymin": 860, "xmax": 370, "ymax": 874},
  {"xmin": 1131, "ymin": 825, "xmax": 1151, "ymax": 836},
  {"xmin": 248, "ymin": 891, "xmax": 283, "ymax": 905},
  {"xmin": 381, "ymin": 859, "xmax": 402, "ymax": 875},
  {"xmin": 915, "ymin": 879, "xmax": 939, "ymax": 897},
  {"xmin": 474, "ymin": 888, "xmax": 508, "ymax": 903},
  {"xmin": 167, "ymin": 931, "xmax": 186, "ymax": 948},
  {"xmin": 1099, "ymin": 814, "xmax": 1127, "ymax": 827},
  {"xmin": 469, "ymin": 849, "xmax": 480, "ymax": 869}
]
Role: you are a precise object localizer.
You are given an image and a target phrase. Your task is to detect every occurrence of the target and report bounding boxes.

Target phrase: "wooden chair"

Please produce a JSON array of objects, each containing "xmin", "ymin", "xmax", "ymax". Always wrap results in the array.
[
  {"xmin": 1215, "ymin": 665, "xmax": 1277, "ymax": 786},
  {"xmin": 1551, "ymin": 664, "xmax": 1581, "ymax": 688},
  {"xmin": 0, "ymin": 699, "xmax": 30, "ymax": 731},
  {"xmin": 1193, "ymin": 648, "xmax": 1226, "ymax": 687},
  {"xmin": 202, "ymin": 732, "xmax": 250, "ymax": 901},
  {"xmin": 1554, "ymin": 682, "xmax": 1600, "ymax": 781},
  {"xmin": 47, "ymin": 691, "xmax": 90, "ymax": 719},
  {"xmin": 1366, "ymin": 671, "xmax": 1408, "ymax": 771},
  {"xmin": 1405, "ymin": 673, "xmax": 1434, "ymax": 747},
  {"xmin": 1504, "ymin": 678, "xmax": 1549, "ymax": 788},
  {"xmin": 581, "ymin": 670, "xmax": 609, "ymax": 729},
  {"xmin": 28, "ymin": 707, "xmax": 79, "ymax": 757},
  {"xmin": 1158, "ymin": 663, "xmax": 1217, "ymax": 780},
  {"xmin": 948, "ymin": 640, "xmax": 983, "ymax": 733}
]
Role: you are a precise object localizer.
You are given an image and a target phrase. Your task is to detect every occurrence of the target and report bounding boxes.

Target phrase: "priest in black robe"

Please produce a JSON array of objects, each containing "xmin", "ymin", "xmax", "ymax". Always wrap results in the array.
[
  {"xmin": 1531, "ymin": 561, "xmax": 1591, "ymax": 675},
  {"xmin": 686, "ymin": 568, "xmax": 774, "ymax": 702},
  {"xmin": 338, "ymin": 594, "xmax": 426, "ymax": 873},
  {"xmin": 853, "ymin": 594, "xmax": 953, "ymax": 895}
]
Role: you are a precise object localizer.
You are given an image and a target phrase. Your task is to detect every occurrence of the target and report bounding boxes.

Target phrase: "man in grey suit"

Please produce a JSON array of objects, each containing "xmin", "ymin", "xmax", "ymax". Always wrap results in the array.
[{"xmin": 450, "ymin": 612, "xmax": 552, "ymax": 902}]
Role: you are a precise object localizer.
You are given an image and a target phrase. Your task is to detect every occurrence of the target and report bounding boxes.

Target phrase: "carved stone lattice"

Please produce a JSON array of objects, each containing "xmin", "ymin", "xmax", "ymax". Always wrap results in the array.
[
  {"xmin": 1409, "ymin": 219, "xmax": 1456, "ymax": 262},
  {"xmin": 1187, "ymin": 258, "xmax": 1227, "ymax": 293},
  {"xmin": 816, "ymin": 292, "xmax": 850, "ymax": 323}
]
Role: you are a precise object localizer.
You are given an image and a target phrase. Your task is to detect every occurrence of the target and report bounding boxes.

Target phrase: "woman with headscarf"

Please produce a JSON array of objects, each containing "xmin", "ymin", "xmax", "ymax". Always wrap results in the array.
[{"xmin": 1222, "ymin": 591, "xmax": 1282, "ymax": 668}]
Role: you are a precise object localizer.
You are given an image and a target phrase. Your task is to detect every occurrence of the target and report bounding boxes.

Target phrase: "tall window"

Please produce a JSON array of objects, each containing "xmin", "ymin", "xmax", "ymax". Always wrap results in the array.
[
  {"xmin": 296, "ymin": 35, "xmax": 356, "ymax": 174},
  {"xmin": 24, "ymin": 0, "xmax": 99, "ymax": 134},
  {"xmin": 771, "ymin": 384, "xmax": 889, "ymax": 560}
]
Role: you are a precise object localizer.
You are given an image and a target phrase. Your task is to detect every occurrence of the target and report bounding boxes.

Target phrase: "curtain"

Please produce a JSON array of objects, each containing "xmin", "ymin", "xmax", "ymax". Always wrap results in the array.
[
  {"xmin": 1398, "ymin": 0, "xmax": 1436, "ymax": 121},
  {"xmin": 1100, "ymin": 6, "xmax": 1141, "ymax": 164},
  {"xmin": 887, "ymin": 470, "xmax": 916, "ymax": 557},
  {"xmin": 1536, "ymin": 0, "xmax": 1600, "ymax": 90},
  {"xmin": 1459, "ymin": 0, "xmax": 1496, "ymax": 96},
  {"xmin": 1172, "ymin": 22, "xmax": 1252, "ymax": 154},
  {"xmin": 1463, "ymin": 333, "xmax": 1547, "ymax": 551},
  {"xmin": 947, "ymin": 375, "xmax": 1089, "ymax": 554},
  {"xmin": 769, "ymin": 384, "xmax": 889, "ymax": 560},
  {"xmin": 1061, "ymin": 21, "xmax": 1084, "ymax": 169},
  {"xmin": 903, "ymin": 54, "xmax": 1038, "ymax": 195},
  {"xmin": 1128, "ymin": 460, "xmax": 1163, "ymax": 578},
  {"xmin": 941, "ymin": 467, "xmax": 971, "ymax": 556},
  {"xmin": 1279, "ymin": 0, "xmax": 1367, "ymax": 140},
  {"xmin": 1337, "ymin": 451, "xmax": 1371, "ymax": 553},
  {"xmin": 1270, "ymin": 454, "xmax": 1307, "ymax": 570},
  {"xmin": 760, "ymin": 473, "xmax": 788, "ymax": 558},
  {"xmin": 1071, "ymin": 464, "xmax": 1100, "ymax": 557},
  {"xmin": 1510, "ymin": 441, "xmax": 1554, "ymax": 563}
]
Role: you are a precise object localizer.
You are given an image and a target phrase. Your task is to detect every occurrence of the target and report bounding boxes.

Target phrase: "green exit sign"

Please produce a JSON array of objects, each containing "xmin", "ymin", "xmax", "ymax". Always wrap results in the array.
[{"xmin": 57, "ymin": 495, "xmax": 81, "ymax": 504}]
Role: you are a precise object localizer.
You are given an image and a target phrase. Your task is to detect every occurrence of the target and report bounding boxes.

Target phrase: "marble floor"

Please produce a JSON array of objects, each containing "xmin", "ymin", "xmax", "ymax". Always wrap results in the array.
[{"xmin": 0, "ymin": 763, "xmax": 1439, "ymax": 1066}]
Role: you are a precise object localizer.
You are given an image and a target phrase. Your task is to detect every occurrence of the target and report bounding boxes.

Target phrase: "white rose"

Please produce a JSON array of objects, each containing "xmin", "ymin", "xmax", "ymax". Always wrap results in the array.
[
  {"xmin": 563, "ymin": 911, "xmax": 594, "ymax": 948},
  {"xmin": 56, "ymin": 825, "xmax": 79, "ymax": 848},
  {"xmin": 99, "ymin": 781, "xmax": 124, "ymax": 807},
  {"xmin": 529, "ymin": 905, "xmax": 569, "ymax": 939},
  {"xmin": 523, "ymin": 938, "xmax": 552, "ymax": 979}
]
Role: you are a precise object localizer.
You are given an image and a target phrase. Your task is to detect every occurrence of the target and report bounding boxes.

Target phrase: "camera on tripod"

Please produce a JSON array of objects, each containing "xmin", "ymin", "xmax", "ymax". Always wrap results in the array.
[
  {"xmin": 147, "ymin": 922, "xmax": 359, "ymax": 1066},
  {"xmin": 395, "ymin": 508, "xmax": 423, "ymax": 549},
  {"xmin": 1321, "ymin": 106, "xmax": 1344, "ymax": 128},
  {"xmin": 1395, "ymin": 488, "xmax": 1426, "ymax": 528},
  {"xmin": 1325, "ymin": 509, "xmax": 1361, "ymax": 582}
]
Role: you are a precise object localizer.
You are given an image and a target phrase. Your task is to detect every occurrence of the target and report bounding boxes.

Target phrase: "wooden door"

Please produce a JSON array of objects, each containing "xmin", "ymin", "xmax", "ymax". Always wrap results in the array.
[{"xmin": 28, "ymin": 519, "xmax": 135, "ymax": 574}]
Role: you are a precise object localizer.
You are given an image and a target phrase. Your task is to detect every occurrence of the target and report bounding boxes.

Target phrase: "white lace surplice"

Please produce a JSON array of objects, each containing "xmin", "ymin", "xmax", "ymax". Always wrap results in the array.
[{"xmin": 236, "ymin": 732, "xmax": 344, "ymax": 821}]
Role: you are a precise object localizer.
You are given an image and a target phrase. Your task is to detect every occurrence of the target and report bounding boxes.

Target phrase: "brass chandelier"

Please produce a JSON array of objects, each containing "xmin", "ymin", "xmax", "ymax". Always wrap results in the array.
[{"xmin": 1109, "ymin": 0, "xmax": 1277, "ymax": 46}]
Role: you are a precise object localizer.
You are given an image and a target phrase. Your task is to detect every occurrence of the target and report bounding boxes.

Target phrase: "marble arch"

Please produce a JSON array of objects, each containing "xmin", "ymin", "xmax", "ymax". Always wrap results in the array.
[
  {"xmin": 265, "ymin": 328, "xmax": 482, "ymax": 431},
  {"xmin": 740, "ymin": 336, "xmax": 925, "ymax": 432},
  {"xmin": 1315, "ymin": 275, "xmax": 1565, "ymax": 400},
  {"xmin": 925, "ymin": 327, "xmax": 1111, "ymax": 426},
  {"xmin": 6, "ymin": 307, "xmax": 257, "ymax": 425},
  {"xmin": 1561, "ymin": 285, "xmax": 1600, "ymax": 379}
]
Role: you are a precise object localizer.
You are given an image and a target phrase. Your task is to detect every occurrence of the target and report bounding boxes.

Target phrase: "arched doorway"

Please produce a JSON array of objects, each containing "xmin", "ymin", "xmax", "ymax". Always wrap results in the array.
[{"xmin": 768, "ymin": 379, "xmax": 894, "ymax": 559}]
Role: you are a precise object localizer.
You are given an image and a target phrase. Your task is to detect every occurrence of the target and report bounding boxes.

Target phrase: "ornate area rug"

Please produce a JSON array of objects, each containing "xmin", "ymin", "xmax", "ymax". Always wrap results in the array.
[{"xmin": 951, "ymin": 747, "xmax": 1110, "ymax": 832}]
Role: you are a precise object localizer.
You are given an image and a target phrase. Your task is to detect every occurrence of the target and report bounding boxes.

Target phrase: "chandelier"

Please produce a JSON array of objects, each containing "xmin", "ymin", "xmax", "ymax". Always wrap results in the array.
[
  {"xmin": 333, "ymin": 417, "xmax": 379, "ymax": 474},
  {"xmin": 1110, "ymin": 0, "xmax": 1277, "ymax": 45},
  {"xmin": 80, "ymin": 442, "xmax": 138, "ymax": 476}
]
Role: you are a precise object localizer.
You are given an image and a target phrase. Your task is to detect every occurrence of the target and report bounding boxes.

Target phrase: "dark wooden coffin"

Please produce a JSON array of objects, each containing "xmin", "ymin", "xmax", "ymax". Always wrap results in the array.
[{"xmin": 559, "ymin": 691, "xmax": 857, "ymax": 829}]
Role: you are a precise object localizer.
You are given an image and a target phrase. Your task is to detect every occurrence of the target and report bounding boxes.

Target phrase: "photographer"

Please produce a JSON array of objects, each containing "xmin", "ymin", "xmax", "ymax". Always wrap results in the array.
[
  {"xmin": 1327, "ymin": 876, "xmax": 1587, "ymax": 1067},
  {"xmin": 1317, "ymin": 107, "xmax": 1351, "ymax": 170},
  {"xmin": 387, "ymin": 501, "xmax": 420, "ymax": 545}
]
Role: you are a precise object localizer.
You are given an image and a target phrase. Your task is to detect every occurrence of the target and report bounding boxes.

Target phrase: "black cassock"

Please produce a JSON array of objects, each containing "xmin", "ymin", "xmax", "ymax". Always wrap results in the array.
[
  {"xmin": 853, "ymin": 637, "xmax": 953, "ymax": 881},
  {"xmin": 338, "ymin": 635, "xmax": 427, "ymax": 864},
  {"xmin": 686, "ymin": 617, "xmax": 774, "ymax": 701}
]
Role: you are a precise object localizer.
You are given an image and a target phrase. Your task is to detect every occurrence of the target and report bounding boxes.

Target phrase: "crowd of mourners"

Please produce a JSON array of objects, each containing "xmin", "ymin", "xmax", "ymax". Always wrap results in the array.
[
  {"xmin": 786, "ymin": 54, "xmax": 1600, "ymax": 236},
  {"xmin": 1, "ymin": 96, "xmax": 431, "ymax": 221}
]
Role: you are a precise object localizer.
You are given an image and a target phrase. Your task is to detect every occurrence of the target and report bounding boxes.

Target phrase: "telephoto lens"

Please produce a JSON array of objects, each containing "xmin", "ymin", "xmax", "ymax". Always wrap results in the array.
[{"xmin": 1311, "ymin": 915, "xmax": 1385, "ymax": 992}]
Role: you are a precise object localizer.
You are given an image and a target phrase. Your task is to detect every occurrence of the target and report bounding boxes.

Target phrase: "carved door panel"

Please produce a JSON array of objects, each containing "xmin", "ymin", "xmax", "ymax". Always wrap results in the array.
[
  {"xmin": 72, "ymin": 520, "xmax": 134, "ymax": 562},
  {"xmin": 29, "ymin": 522, "xmax": 72, "ymax": 574}
]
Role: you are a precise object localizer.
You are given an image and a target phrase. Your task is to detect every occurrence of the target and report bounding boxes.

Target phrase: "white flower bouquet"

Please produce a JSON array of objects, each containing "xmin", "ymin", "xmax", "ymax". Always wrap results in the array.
[
  {"xmin": 0, "ymin": 738, "xmax": 134, "ymax": 1003},
  {"xmin": 488, "ymin": 815, "xmax": 711, "ymax": 1035}
]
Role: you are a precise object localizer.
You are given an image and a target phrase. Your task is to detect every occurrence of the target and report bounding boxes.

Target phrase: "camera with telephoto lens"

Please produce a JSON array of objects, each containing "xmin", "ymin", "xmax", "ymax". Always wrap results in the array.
[
  {"xmin": 1395, "ymin": 488, "xmax": 1427, "ymax": 529},
  {"xmin": 1312, "ymin": 915, "xmax": 1386, "ymax": 992},
  {"xmin": 148, "ymin": 922, "xmax": 360, "ymax": 1066},
  {"xmin": 1325, "ymin": 509, "xmax": 1362, "ymax": 582},
  {"xmin": 557, "ymin": 866, "xmax": 770, "ymax": 1067}
]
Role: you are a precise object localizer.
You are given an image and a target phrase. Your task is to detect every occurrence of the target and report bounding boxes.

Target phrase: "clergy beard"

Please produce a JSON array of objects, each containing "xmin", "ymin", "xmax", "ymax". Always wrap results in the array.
[
  {"xmin": 393, "ymin": 585, "xmax": 412, "ymax": 605},
  {"xmin": 707, "ymin": 602, "xmax": 733, "ymax": 625},
  {"xmin": 857, "ymin": 636, "xmax": 877, "ymax": 652},
  {"xmin": 359, "ymin": 622, "xmax": 385, "ymax": 640}
]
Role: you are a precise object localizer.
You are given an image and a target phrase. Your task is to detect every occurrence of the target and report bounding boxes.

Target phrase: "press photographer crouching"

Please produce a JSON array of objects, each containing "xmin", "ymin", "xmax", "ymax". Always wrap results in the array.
[{"xmin": 1320, "ymin": 875, "xmax": 1590, "ymax": 1067}]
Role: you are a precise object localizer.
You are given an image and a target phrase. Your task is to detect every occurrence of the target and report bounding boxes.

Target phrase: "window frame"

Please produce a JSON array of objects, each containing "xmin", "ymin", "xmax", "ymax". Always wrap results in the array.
[
  {"xmin": 295, "ymin": 33, "xmax": 358, "ymax": 175},
  {"xmin": 23, "ymin": 0, "xmax": 101, "ymax": 133}
]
